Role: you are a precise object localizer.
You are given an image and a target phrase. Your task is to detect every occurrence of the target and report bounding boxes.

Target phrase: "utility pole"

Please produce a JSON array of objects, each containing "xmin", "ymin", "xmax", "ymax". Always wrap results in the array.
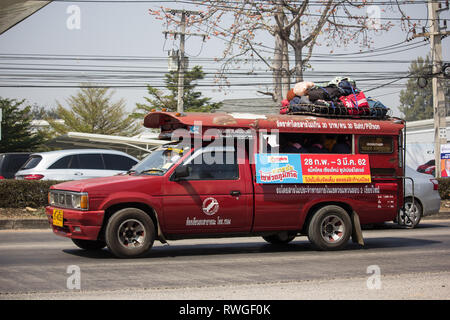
[
  {"xmin": 430, "ymin": 0, "xmax": 448, "ymax": 178},
  {"xmin": 163, "ymin": 10, "xmax": 206, "ymax": 113},
  {"xmin": 177, "ymin": 11, "xmax": 186, "ymax": 113},
  {"xmin": 412, "ymin": 0, "xmax": 449, "ymax": 177}
]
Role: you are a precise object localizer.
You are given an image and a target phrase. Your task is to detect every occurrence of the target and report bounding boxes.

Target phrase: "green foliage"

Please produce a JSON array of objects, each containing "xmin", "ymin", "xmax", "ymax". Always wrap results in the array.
[
  {"xmin": 49, "ymin": 87, "xmax": 141, "ymax": 137},
  {"xmin": 437, "ymin": 178, "xmax": 450, "ymax": 200},
  {"xmin": 132, "ymin": 66, "xmax": 222, "ymax": 119},
  {"xmin": 0, "ymin": 180, "xmax": 60, "ymax": 208},
  {"xmin": 399, "ymin": 56, "xmax": 449, "ymax": 121},
  {"xmin": 0, "ymin": 97, "xmax": 46, "ymax": 153}
]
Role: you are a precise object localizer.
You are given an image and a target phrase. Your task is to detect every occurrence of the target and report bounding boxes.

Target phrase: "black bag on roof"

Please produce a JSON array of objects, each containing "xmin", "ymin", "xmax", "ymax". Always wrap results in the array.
[{"xmin": 308, "ymin": 86, "xmax": 344, "ymax": 102}]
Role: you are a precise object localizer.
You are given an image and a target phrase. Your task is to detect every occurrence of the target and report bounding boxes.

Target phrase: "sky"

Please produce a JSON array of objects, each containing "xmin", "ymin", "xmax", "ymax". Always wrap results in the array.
[{"xmin": 0, "ymin": 0, "xmax": 448, "ymax": 118}]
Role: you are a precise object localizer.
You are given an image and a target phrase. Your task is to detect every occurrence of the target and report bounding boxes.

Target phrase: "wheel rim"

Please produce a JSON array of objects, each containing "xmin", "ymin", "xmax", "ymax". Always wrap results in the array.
[
  {"xmin": 117, "ymin": 219, "xmax": 146, "ymax": 249},
  {"xmin": 320, "ymin": 215, "xmax": 345, "ymax": 243},
  {"xmin": 401, "ymin": 202, "xmax": 420, "ymax": 226}
]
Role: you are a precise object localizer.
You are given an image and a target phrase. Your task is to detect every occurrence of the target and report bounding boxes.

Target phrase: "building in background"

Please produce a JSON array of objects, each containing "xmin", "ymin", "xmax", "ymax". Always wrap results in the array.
[{"xmin": 405, "ymin": 117, "xmax": 450, "ymax": 170}]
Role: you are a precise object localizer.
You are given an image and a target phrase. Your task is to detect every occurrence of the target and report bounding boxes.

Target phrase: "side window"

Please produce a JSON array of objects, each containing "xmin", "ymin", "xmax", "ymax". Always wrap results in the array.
[
  {"xmin": 5, "ymin": 155, "xmax": 30, "ymax": 172},
  {"xmin": 78, "ymin": 154, "xmax": 105, "ymax": 170},
  {"xmin": 21, "ymin": 156, "xmax": 42, "ymax": 170},
  {"xmin": 181, "ymin": 150, "xmax": 239, "ymax": 181},
  {"xmin": 103, "ymin": 154, "xmax": 137, "ymax": 170},
  {"xmin": 48, "ymin": 156, "xmax": 72, "ymax": 169},
  {"xmin": 279, "ymin": 133, "xmax": 352, "ymax": 154},
  {"xmin": 359, "ymin": 136, "xmax": 393, "ymax": 154},
  {"xmin": 69, "ymin": 155, "xmax": 80, "ymax": 169}
]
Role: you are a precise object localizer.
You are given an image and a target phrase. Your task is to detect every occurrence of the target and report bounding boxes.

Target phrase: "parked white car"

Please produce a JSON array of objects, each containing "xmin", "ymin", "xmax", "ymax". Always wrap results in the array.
[
  {"xmin": 15, "ymin": 149, "xmax": 138, "ymax": 181},
  {"xmin": 397, "ymin": 166, "xmax": 441, "ymax": 228}
]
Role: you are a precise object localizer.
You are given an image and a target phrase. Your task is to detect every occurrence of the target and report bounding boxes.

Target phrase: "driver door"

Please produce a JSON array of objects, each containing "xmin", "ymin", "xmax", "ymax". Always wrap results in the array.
[{"xmin": 162, "ymin": 145, "xmax": 253, "ymax": 234}]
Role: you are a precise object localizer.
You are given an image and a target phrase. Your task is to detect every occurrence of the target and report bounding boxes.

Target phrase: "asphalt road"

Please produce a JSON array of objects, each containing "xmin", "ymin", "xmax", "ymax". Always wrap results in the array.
[{"xmin": 0, "ymin": 220, "xmax": 449, "ymax": 300}]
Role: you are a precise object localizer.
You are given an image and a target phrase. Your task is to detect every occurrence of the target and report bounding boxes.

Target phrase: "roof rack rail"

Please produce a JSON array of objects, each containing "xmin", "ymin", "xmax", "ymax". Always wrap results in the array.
[{"xmin": 284, "ymin": 103, "xmax": 391, "ymax": 120}]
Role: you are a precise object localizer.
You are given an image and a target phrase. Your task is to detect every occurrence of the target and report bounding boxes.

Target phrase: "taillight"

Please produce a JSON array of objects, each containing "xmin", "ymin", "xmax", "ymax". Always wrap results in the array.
[
  {"xmin": 0, "ymin": 176, "xmax": 4, "ymax": 180},
  {"xmin": 430, "ymin": 179, "xmax": 439, "ymax": 191},
  {"xmin": 24, "ymin": 174, "xmax": 44, "ymax": 180}
]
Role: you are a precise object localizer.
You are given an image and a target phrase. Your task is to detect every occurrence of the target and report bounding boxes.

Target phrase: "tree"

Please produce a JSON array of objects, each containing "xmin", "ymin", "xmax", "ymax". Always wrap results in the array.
[
  {"xmin": 399, "ymin": 56, "xmax": 449, "ymax": 121},
  {"xmin": 132, "ymin": 65, "xmax": 222, "ymax": 119},
  {"xmin": 49, "ymin": 87, "xmax": 141, "ymax": 136},
  {"xmin": 150, "ymin": 1, "xmax": 410, "ymax": 103},
  {"xmin": 0, "ymin": 97, "xmax": 46, "ymax": 152}
]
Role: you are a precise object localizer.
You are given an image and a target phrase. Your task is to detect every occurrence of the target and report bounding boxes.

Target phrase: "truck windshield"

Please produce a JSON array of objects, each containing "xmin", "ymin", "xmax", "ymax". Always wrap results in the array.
[{"xmin": 131, "ymin": 143, "xmax": 191, "ymax": 175}]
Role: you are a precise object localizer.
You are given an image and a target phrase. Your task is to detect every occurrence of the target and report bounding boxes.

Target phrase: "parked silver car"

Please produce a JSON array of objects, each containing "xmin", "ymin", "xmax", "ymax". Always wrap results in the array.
[
  {"xmin": 397, "ymin": 166, "xmax": 441, "ymax": 228},
  {"xmin": 15, "ymin": 149, "xmax": 138, "ymax": 181}
]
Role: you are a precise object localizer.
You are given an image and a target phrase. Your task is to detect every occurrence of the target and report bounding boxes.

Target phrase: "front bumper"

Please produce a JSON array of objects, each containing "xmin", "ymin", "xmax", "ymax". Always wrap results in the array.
[{"xmin": 45, "ymin": 206, "xmax": 104, "ymax": 240}]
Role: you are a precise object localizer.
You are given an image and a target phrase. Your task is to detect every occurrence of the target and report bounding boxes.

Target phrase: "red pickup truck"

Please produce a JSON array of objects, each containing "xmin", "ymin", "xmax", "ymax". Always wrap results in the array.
[{"xmin": 46, "ymin": 112, "xmax": 405, "ymax": 258}]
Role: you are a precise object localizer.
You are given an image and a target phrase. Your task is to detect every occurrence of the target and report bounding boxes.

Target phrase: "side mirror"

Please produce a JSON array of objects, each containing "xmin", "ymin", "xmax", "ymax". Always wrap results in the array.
[{"xmin": 172, "ymin": 165, "xmax": 189, "ymax": 181}]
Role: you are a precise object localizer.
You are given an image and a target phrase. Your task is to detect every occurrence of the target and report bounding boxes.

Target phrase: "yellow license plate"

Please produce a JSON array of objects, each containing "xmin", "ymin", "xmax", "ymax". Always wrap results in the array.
[{"xmin": 52, "ymin": 209, "xmax": 64, "ymax": 227}]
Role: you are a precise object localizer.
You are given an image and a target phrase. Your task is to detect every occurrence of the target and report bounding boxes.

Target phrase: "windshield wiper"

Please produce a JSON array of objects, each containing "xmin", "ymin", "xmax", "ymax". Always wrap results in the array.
[{"xmin": 140, "ymin": 168, "xmax": 165, "ymax": 175}]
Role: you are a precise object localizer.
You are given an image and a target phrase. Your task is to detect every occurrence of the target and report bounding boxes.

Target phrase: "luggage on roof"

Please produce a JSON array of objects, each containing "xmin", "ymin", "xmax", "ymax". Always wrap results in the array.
[{"xmin": 281, "ymin": 78, "xmax": 390, "ymax": 119}]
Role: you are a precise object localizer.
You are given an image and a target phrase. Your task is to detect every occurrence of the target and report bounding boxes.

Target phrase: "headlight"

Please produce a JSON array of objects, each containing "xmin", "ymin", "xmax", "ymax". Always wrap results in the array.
[
  {"xmin": 48, "ymin": 191, "xmax": 88, "ymax": 210},
  {"xmin": 71, "ymin": 193, "xmax": 89, "ymax": 210}
]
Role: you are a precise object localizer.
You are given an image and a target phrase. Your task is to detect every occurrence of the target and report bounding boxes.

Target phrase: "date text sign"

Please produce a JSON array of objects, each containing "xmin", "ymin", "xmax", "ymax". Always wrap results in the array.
[{"xmin": 255, "ymin": 154, "xmax": 371, "ymax": 184}]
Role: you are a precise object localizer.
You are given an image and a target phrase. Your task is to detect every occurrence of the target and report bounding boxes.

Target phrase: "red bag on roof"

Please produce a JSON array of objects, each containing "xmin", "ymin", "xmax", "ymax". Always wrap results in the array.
[{"xmin": 339, "ymin": 90, "xmax": 369, "ymax": 115}]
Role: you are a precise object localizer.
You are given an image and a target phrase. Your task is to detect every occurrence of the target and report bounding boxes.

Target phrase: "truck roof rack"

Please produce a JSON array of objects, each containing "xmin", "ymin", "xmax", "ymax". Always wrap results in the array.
[{"xmin": 285, "ymin": 103, "xmax": 391, "ymax": 120}]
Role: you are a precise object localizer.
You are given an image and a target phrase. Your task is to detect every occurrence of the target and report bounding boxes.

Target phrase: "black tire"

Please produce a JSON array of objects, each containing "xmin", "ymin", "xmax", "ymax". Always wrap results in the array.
[
  {"xmin": 105, "ymin": 208, "xmax": 156, "ymax": 258},
  {"xmin": 307, "ymin": 205, "xmax": 352, "ymax": 251},
  {"xmin": 72, "ymin": 238, "xmax": 106, "ymax": 250},
  {"xmin": 397, "ymin": 198, "xmax": 422, "ymax": 228},
  {"xmin": 262, "ymin": 232, "xmax": 296, "ymax": 244}
]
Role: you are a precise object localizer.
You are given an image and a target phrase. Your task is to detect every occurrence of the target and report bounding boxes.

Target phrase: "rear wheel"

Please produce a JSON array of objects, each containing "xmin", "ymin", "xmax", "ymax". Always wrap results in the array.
[
  {"xmin": 307, "ymin": 205, "xmax": 352, "ymax": 251},
  {"xmin": 105, "ymin": 208, "xmax": 156, "ymax": 258},
  {"xmin": 262, "ymin": 232, "xmax": 296, "ymax": 244},
  {"xmin": 72, "ymin": 239, "xmax": 106, "ymax": 251},
  {"xmin": 397, "ymin": 198, "xmax": 422, "ymax": 228}
]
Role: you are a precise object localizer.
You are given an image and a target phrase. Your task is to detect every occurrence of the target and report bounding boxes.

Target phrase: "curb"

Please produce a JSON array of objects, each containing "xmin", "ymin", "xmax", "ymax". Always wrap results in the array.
[{"xmin": 0, "ymin": 219, "xmax": 50, "ymax": 230}]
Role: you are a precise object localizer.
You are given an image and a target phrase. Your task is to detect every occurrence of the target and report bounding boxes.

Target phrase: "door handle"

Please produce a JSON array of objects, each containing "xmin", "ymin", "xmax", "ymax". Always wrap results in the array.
[
  {"xmin": 74, "ymin": 172, "xmax": 84, "ymax": 176},
  {"xmin": 230, "ymin": 190, "xmax": 241, "ymax": 197}
]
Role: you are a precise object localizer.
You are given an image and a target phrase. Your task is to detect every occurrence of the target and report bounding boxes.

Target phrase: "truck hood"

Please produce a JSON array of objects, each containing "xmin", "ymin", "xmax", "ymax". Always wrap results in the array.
[{"xmin": 50, "ymin": 174, "xmax": 163, "ymax": 195}]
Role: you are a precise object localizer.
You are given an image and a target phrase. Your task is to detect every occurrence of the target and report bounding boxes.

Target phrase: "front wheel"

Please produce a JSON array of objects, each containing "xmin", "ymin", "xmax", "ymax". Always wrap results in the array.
[
  {"xmin": 307, "ymin": 205, "xmax": 352, "ymax": 251},
  {"xmin": 105, "ymin": 208, "xmax": 156, "ymax": 258}
]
